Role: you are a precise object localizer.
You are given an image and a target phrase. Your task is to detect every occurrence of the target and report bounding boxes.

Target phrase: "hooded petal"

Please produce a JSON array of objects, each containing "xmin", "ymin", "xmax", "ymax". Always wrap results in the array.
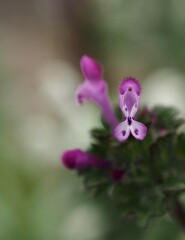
[
  {"xmin": 119, "ymin": 90, "xmax": 139, "ymax": 117},
  {"xmin": 114, "ymin": 120, "xmax": 130, "ymax": 142},
  {"xmin": 76, "ymin": 55, "xmax": 118, "ymax": 128},
  {"xmin": 119, "ymin": 95, "xmax": 129, "ymax": 117},
  {"xmin": 80, "ymin": 55, "xmax": 102, "ymax": 81},
  {"xmin": 119, "ymin": 77, "xmax": 141, "ymax": 96},
  {"xmin": 119, "ymin": 77, "xmax": 141, "ymax": 117},
  {"xmin": 130, "ymin": 94, "xmax": 139, "ymax": 117},
  {"xmin": 130, "ymin": 119, "xmax": 147, "ymax": 140}
]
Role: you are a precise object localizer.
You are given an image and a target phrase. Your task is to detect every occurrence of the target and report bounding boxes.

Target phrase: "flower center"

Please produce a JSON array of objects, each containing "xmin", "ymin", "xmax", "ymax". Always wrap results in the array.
[{"xmin": 128, "ymin": 117, "xmax": 132, "ymax": 126}]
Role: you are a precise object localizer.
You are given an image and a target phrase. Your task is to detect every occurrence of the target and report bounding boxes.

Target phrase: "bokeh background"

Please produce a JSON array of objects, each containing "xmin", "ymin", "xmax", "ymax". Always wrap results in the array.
[{"xmin": 1, "ymin": 0, "xmax": 185, "ymax": 239}]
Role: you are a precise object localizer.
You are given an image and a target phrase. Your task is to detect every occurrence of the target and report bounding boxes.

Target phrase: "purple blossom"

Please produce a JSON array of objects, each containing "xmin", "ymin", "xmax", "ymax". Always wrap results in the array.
[
  {"xmin": 76, "ymin": 55, "xmax": 118, "ymax": 128},
  {"xmin": 114, "ymin": 77, "xmax": 147, "ymax": 141},
  {"xmin": 61, "ymin": 149, "xmax": 111, "ymax": 170}
]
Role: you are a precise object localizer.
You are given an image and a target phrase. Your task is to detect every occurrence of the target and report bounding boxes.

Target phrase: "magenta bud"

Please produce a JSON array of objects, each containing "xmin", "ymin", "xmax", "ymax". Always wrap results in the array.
[
  {"xmin": 61, "ymin": 149, "xmax": 111, "ymax": 170},
  {"xmin": 61, "ymin": 149, "xmax": 90, "ymax": 170},
  {"xmin": 80, "ymin": 55, "xmax": 103, "ymax": 81},
  {"xmin": 111, "ymin": 169, "xmax": 125, "ymax": 182}
]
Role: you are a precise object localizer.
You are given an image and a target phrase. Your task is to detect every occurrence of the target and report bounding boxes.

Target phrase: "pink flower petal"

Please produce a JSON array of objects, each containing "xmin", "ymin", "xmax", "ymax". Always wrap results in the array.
[
  {"xmin": 80, "ymin": 55, "xmax": 102, "ymax": 81},
  {"xmin": 113, "ymin": 120, "xmax": 130, "ymax": 142},
  {"xmin": 119, "ymin": 77, "xmax": 141, "ymax": 96},
  {"xmin": 130, "ymin": 119, "xmax": 147, "ymax": 140},
  {"xmin": 75, "ymin": 80, "xmax": 107, "ymax": 105}
]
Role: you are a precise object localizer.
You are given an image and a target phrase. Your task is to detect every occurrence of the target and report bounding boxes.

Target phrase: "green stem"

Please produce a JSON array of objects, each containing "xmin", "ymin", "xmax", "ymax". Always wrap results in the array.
[{"xmin": 171, "ymin": 199, "xmax": 185, "ymax": 232}]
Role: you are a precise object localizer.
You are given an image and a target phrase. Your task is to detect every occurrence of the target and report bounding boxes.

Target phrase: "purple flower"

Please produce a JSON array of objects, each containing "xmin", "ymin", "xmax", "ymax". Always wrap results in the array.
[
  {"xmin": 114, "ymin": 77, "xmax": 147, "ymax": 141},
  {"xmin": 76, "ymin": 55, "xmax": 118, "ymax": 128},
  {"xmin": 61, "ymin": 149, "xmax": 111, "ymax": 170}
]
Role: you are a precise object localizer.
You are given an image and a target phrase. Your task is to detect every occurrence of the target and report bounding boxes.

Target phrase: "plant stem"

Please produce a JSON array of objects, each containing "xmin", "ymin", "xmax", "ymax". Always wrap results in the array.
[{"xmin": 172, "ymin": 199, "xmax": 185, "ymax": 232}]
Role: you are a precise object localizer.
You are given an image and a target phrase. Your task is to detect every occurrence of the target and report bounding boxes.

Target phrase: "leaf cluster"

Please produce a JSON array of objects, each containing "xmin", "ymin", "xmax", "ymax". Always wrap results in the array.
[{"xmin": 78, "ymin": 106, "xmax": 185, "ymax": 227}]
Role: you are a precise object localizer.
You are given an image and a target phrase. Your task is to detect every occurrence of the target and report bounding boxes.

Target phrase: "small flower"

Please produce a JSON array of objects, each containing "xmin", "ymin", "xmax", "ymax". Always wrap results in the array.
[
  {"xmin": 111, "ymin": 169, "xmax": 125, "ymax": 182},
  {"xmin": 76, "ymin": 55, "xmax": 118, "ymax": 127},
  {"xmin": 159, "ymin": 128, "xmax": 168, "ymax": 137},
  {"xmin": 114, "ymin": 77, "xmax": 147, "ymax": 141},
  {"xmin": 61, "ymin": 148, "xmax": 111, "ymax": 170}
]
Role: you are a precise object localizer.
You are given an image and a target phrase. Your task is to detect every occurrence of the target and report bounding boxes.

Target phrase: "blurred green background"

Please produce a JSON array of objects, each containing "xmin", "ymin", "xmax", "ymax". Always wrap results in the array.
[{"xmin": 1, "ymin": 0, "xmax": 185, "ymax": 239}]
